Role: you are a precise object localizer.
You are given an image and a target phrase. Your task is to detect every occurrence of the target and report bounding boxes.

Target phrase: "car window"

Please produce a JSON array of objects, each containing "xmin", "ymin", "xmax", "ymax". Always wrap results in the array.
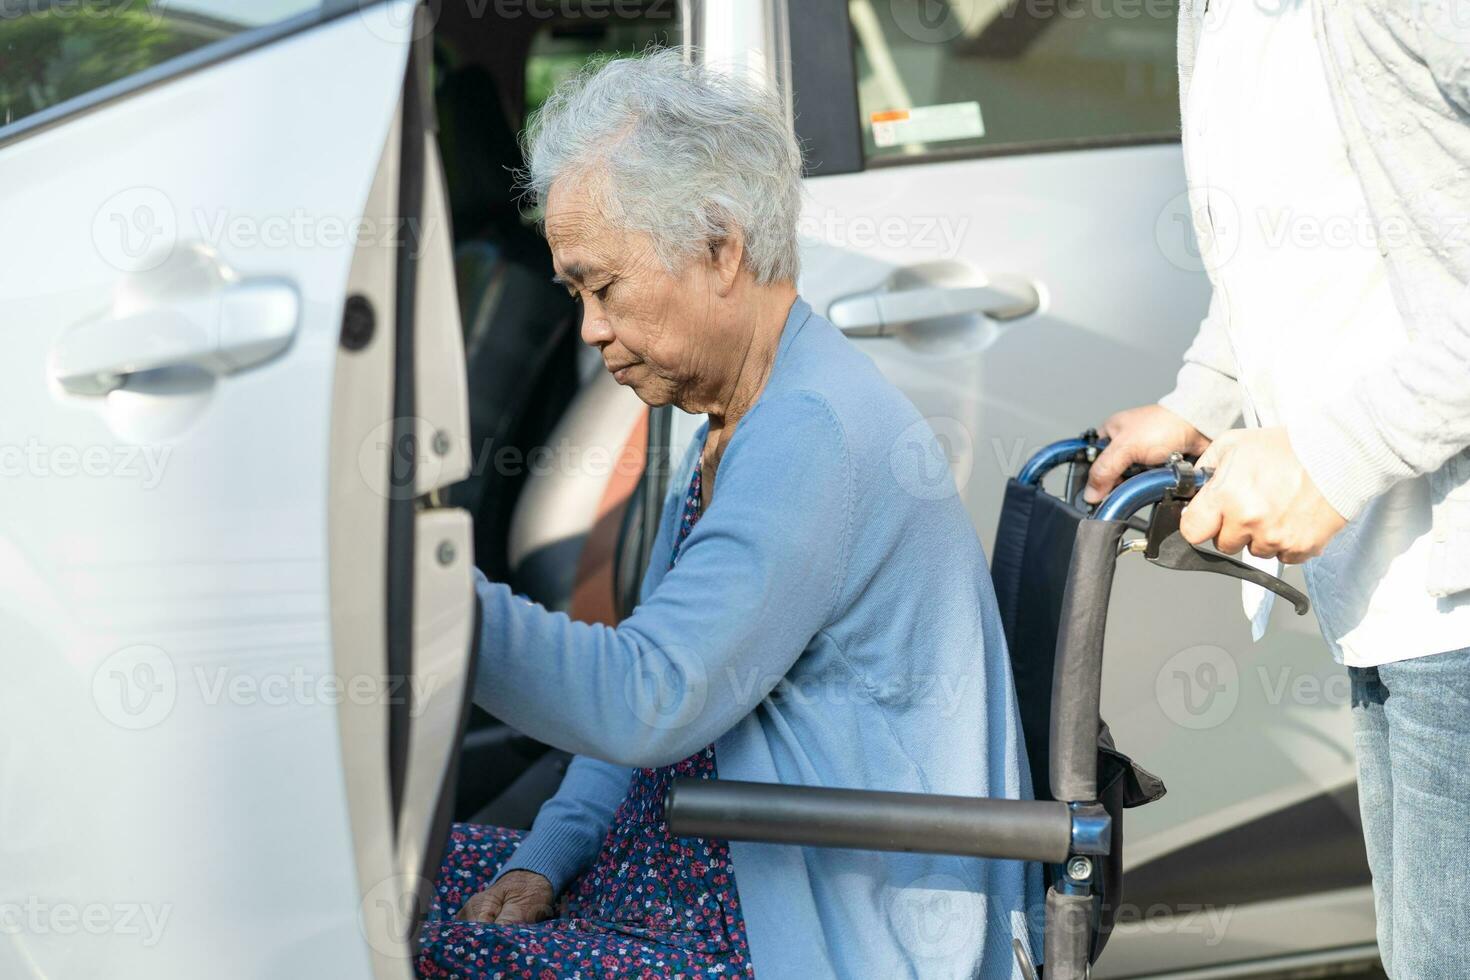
[
  {"xmin": 523, "ymin": 0, "xmax": 680, "ymax": 117},
  {"xmin": 0, "ymin": 0, "xmax": 347, "ymax": 131},
  {"xmin": 851, "ymin": 0, "xmax": 1179, "ymax": 163}
]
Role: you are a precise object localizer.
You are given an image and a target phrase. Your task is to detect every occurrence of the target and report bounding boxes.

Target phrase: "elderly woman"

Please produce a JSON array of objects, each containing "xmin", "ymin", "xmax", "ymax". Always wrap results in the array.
[{"xmin": 416, "ymin": 50, "xmax": 1041, "ymax": 979}]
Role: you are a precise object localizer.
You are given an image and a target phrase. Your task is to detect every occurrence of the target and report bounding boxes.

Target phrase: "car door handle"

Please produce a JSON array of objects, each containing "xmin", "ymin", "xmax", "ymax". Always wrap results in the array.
[
  {"xmin": 49, "ymin": 278, "xmax": 300, "ymax": 396},
  {"xmin": 828, "ymin": 281, "xmax": 1040, "ymax": 338}
]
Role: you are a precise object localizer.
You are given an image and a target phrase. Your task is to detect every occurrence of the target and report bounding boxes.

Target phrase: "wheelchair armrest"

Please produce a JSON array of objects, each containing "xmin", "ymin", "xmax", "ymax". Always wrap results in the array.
[{"xmin": 665, "ymin": 778, "xmax": 1077, "ymax": 864}]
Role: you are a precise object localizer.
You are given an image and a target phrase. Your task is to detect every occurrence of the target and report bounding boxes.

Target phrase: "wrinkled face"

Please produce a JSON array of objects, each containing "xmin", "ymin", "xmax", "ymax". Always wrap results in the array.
[{"xmin": 544, "ymin": 178, "xmax": 725, "ymax": 409}]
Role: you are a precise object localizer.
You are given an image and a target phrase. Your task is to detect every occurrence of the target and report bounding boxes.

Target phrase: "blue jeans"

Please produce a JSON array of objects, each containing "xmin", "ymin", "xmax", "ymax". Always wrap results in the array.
[{"xmin": 1349, "ymin": 647, "xmax": 1470, "ymax": 979}]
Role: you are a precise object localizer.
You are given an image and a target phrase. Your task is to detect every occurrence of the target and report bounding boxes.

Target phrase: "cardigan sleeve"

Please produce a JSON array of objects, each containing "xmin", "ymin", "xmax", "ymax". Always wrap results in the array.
[
  {"xmin": 1288, "ymin": 300, "xmax": 1470, "ymax": 522},
  {"xmin": 471, "ymin": 389, "xmax": 853, "ymax": 769},
  {"xmin": 1277, "ymin": 4, "xmax": 1470, "ymax": 521},
  {"xmin": 1417, "ymin": 0, "xmax": 1470, "ymax": 115},
  {"xmin": 485, "ymin": 431, "xmax": 705, "ymax": 892},
  {"xmin": 1280, "ymin": 10, "xmax": 1470, "ymax": 521},
  {"xmin": 1158, "ymin": 290, "xmax": 1244, "ymax": 439},
  {"xmin": 491, "ymin": 755, "xmax": 632, "ymax": 893}
]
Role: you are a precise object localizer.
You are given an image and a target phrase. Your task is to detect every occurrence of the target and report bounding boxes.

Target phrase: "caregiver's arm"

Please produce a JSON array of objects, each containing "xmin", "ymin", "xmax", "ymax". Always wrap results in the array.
[
  {"xmin": 472, "ymin": 389, "xmax": 853, "ymax": 769},
  {"xmin": 1085, "ymin": 292, "xmax": 1239, "ymax": 502},
  {"xmin": 1288, "ymin": 300, "xmax": 1470, "ymax": 522},
  {"xmin": 1158, "ymin": 290, "xmax": 1244, "ymax": 439},
  {"xmin": 1283, "ymin": 13, "xmax": 1470, "ymax": 522}
]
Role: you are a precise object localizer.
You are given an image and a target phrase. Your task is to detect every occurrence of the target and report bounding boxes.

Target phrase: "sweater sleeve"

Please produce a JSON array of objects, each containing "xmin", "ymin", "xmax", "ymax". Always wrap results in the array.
[
  {"xmin": 1288, "ymin": 301, "xmax": 1470, "ymax": 522},
  {"xmin": 491, "ymin": 755, "xmax": 632, "ymax": 893},
  {"xmin": 1158, "ymin": 290, "xmax": 1244, "ymax": 439},
  {"xmin": 1418, "ymin": 0, "xmax": 1470, "ymax": 115},
  {"xmin": 1283, "ymin": 6, "xmax": 1470, "ymax": 520},
  {"xmin": 471, "ymin": 389, "xmax": 853, "ymax": 769},
  {"xmin": 487, "ymin": 429, "xmax": 705, "ymax": 893}
]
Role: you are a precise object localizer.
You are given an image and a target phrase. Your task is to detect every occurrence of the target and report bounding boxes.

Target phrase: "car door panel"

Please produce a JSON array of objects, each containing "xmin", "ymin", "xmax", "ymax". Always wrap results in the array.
[{"xmin": 0, "ymin": 5, "xmax": 463, "ymax": 979}]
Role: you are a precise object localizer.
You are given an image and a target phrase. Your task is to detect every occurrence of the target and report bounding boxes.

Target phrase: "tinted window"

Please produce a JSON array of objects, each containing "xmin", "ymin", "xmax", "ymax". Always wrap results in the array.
[
  {"xmin": 0, "ymin": 0, "xmax": 338, "ymax": 130},
  {"xmin": 852, "ymin": 0, "xmax": 1179, "ymax": 162}
]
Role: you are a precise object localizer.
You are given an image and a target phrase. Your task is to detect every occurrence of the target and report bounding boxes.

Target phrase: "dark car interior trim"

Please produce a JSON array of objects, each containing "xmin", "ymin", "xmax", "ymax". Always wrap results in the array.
[
  {"xmin": 387, "ymin": 12, "xmax": 428, "ymax": 834},
  {"xmin": 785, "ymin": 0, "xmax": 863, "ymax": 178}
]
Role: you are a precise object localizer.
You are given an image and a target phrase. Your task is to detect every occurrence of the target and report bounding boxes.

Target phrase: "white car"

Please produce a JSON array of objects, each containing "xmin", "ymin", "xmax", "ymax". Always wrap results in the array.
[{"xmin": 0, "ymin": 1, "xmax": 1376, "ymax": 978}]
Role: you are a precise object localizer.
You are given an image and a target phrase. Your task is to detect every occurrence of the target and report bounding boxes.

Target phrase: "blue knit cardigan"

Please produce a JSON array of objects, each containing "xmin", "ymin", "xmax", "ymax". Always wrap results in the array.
[{"xmin": 473, "ymin": 298, "xmax": 1043, "ymax": 978}]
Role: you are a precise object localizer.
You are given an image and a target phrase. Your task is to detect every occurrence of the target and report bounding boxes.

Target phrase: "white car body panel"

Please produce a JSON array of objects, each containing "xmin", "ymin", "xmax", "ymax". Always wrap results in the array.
[{"xmin": 0, "ymin": 6, "xmax": 416, "ymax": 977}]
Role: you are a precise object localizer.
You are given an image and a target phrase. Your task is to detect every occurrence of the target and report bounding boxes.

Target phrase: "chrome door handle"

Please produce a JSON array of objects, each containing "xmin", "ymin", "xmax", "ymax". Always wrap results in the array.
[
  {"xmin": 49, "ymin": 278, "xmax": 300, "ymax": 396},
  {"xmin": 828, "ymin": 280, "xmax": 1040, "ymax": 337}
]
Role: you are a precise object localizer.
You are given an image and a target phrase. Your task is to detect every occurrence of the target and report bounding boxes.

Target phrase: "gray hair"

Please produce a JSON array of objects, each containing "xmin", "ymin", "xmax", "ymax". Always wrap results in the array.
[{"xmin": 520, "ymin": 48, "xmax": 804, "ymax": 285}]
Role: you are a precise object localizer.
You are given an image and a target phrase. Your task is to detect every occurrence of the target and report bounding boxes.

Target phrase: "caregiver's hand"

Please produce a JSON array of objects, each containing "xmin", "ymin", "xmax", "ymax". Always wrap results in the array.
[
  {"xmin": 457, "ymin": 871, "xmax": 555, "ymax": 925},
  {"xmin": 1083, "ymin": 404, "xmax": 1212, "ymax": 504},
  {"xmin": 1180, "ymin": 427, "xmax": 1347, "ymax": 564}
]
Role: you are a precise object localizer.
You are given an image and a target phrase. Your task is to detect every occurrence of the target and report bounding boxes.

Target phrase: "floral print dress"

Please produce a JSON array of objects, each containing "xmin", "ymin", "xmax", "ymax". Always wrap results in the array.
[{"xmin": 417, "ymin": 467, "xmax": 755, "ymax": 980}]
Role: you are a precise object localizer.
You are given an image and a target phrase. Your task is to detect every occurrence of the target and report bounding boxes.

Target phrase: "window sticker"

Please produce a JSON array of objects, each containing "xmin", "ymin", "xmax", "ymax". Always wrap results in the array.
[{"xmin": 870, "ymin": 102, "xmax": 985, "ymax": 149}]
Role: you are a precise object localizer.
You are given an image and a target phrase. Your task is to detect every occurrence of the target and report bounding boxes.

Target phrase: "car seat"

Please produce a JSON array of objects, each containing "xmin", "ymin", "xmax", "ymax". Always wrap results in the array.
[{"xmin": 435, "ymin": 62, "xmax": 582, "ymax": 584}]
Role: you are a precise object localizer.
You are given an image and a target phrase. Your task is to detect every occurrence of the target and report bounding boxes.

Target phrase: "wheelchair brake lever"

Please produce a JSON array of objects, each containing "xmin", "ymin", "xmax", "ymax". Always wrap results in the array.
[{"xmin": 1142, "ymin": 456, "xmax": 1312, "ymax": 617}]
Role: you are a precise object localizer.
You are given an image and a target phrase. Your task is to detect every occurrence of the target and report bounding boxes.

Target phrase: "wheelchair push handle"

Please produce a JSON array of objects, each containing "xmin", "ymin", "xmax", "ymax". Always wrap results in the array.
[
  {"xmin": 1017, "ymin": 431, "xmax": 1198, "ymax": 509},
  {"xmin": 1107, "ymin": 453, "xmax": 1311, "ymax": 616},
  {"xmin": 1023, "ymin": 437, "xmax": 1310, "ymax": 617}
]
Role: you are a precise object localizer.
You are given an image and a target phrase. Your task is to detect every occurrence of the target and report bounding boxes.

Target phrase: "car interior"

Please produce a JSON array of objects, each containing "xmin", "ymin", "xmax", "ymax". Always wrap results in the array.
[{"xmin": 429, "ymin": 0, "xmax": 681, "ymax": 829}]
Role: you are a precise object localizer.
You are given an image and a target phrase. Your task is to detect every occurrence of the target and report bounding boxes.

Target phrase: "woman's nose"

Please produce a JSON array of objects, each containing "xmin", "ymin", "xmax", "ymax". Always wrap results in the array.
[{"xmin": 580, "ymin": 309, "xmax": 614, "ymax": 348}]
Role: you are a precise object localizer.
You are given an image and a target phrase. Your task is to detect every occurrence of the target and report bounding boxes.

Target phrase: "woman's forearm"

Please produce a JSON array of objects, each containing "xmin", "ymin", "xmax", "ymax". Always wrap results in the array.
[
  {"xmin": 492, "ymin": 755, "xmax": 633, "ymax": 895},
  {"xmin": 471, "ymin": 389, "xmax": 853, "ymax": 769}
]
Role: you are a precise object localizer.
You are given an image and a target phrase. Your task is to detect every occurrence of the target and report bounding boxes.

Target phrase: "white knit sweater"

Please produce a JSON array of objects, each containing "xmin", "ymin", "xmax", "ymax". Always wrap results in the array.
[{"xmin": 1165, "ymin": 0, "xmax": 1470, "ymax": 598}]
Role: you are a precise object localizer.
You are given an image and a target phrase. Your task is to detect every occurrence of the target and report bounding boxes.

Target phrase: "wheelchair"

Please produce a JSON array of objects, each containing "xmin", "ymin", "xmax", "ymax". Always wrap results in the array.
[{"xmin": 665, "ymin": 431, "xmax": 1310, "ymax": 979}]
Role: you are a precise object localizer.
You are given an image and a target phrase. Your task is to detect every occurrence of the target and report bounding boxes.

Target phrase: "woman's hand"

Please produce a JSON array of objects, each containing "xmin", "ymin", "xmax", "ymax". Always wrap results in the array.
[
  {"xmin": 456, "ymin": 870, "xmax": 556, "ymax": 925},
  {"xmin": 1083, "ymin": 404, "xmax": 1213, "ymax": 504},
  {"xmin": 1180, "ymin": 427, "xmax": 1347, "ymax": 564}
]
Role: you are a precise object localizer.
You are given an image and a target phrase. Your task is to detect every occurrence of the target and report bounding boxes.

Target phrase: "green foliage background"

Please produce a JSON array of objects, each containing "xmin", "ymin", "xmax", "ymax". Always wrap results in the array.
[{"xmin": 0, "ymin": 1, "xmax": 207, "ymax": 127}]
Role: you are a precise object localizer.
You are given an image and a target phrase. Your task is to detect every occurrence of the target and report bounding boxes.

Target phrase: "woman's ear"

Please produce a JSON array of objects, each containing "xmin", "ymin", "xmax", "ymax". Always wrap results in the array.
[{"xmin": 708, "ymin": 229, "xmax": 745, "ymax": 296}]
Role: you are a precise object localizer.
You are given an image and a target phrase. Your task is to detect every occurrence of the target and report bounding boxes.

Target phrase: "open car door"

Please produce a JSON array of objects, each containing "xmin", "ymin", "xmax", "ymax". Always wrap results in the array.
[{"xmin": 0, "ymin": 4, "xmax": 473, "ymax": 979}]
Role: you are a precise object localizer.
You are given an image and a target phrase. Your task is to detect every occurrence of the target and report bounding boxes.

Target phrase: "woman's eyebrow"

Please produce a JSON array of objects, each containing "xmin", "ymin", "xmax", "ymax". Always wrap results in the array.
[{"xmin": 551, "ymin": 262, "xmax": 599, "ymax": 288}]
